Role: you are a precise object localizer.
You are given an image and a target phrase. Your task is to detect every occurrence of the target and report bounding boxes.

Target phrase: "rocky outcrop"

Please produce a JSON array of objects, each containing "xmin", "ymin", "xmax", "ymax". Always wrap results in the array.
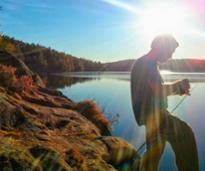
[
  {"xmin": 0, "ymin": 86, "xmax": 140, "ymax": 170},
  {"xmin": 0, "ymin": 51, "xmax": 140, "ymax": 170}
]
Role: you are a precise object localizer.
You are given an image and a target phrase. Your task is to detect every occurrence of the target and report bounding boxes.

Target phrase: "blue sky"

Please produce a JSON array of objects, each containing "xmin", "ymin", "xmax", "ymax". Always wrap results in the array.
[{"xmin": 1, "ymin": 0, "xmax": 205, "ymax": 62}]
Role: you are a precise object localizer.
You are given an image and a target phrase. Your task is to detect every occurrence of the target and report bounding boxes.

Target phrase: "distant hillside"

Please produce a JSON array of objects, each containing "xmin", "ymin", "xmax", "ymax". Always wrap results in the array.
[
  {"xmin": 0, "ymin": 35, "xmax": 103, "ymax": 74},
  {"xmin": 1, "ymin": 35, "xmax": 204, "ymax": 73},
  {"xmin": 103, "ymin": 59, "xmax": 205, "ymax": 72},
  {"xmin": 103, "ymin": 59, "xmax": 135, "ymax": 71},
  {"xmin": 160, "ymin": 59, "xmax": 205, "ymax": 72}
]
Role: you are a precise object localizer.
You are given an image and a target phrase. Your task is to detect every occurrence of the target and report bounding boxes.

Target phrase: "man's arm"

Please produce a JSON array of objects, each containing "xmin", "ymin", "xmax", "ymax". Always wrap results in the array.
[
  {"xmin": 149, "ymin": 79, "xmax": 190, "ymax": 97},
  {"xmin": 162, "ymin": 81, "xmax": 181, "ymax": 96},
  {"xmin": 162, "ymin": 79, "xmax": 190, "ymax": 96}
]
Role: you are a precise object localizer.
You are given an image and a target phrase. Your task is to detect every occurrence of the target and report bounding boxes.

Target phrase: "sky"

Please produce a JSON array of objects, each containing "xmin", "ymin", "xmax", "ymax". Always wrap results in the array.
[{"xmin": 0, "ymin": 0, "xmax": 205, "ymax": 62}]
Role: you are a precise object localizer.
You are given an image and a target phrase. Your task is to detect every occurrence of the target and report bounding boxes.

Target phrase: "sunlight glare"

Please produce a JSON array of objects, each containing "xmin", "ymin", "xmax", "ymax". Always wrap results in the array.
[
  {"xmin": 137, "ymin": 2, "xmax": 191, "ymax": 39},
  {"xmin": 101, "ymin": 0, "xmax": 205, "ymax": 40}
]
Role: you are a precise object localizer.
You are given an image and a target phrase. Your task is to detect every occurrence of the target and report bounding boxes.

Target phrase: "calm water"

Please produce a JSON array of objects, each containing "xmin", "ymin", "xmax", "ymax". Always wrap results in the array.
[{"xmin": 46, "ymin": 72, "xmax": 205, "ymax": 171}]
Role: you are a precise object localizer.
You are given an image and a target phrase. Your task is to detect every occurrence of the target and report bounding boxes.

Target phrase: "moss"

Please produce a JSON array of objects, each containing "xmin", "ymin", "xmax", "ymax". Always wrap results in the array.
[
  {"xmin": 65, "ymin": 149, "xmax": 86, "ymax": 170},
  {"xmin": 29, "ymin": 146, "xmax": 66, "ymax": 171},
  {"xmin": 0, "ymin": 137, "xmax": 40, "ymax": 171}
]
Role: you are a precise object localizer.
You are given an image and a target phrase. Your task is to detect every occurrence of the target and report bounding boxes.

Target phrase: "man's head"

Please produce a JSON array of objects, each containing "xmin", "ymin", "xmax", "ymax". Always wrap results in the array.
[{"xmin": 151, "ymin": 34, "xmax": 179, "ymax": 63}]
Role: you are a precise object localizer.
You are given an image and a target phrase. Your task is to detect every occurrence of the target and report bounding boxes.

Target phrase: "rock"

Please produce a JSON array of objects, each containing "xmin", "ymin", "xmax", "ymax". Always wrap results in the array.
[
  {"xmin": 96, "ymin": 136, "xmax": 139, "ymax": 165},
  {"xmin": 29, "ymin": 145, "xmax": 69, "ymax": 171},
  {"xmin": 32, "ymin": 74, "xmax": 45, "ymax": 88},
  {"xmin": 0, "ymin": 85, "xmax": 139, "ymax": 170},
  {"xmin": 0, "ymin": 136, "xmax": 42, "ymax": 171},
  {"xmin": 38, "ymin": 87, "xmax": 67, "ymax": 98}
]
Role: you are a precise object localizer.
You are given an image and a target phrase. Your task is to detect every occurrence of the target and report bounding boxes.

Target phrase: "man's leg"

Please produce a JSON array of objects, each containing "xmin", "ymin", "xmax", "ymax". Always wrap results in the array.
[
  {"xmin": 164, "ymin": 112, "xmax": 199, "ymax": 171},
  {"xmin": 140, "ymin": 114, "xmax": 166, "ymax": 171}
]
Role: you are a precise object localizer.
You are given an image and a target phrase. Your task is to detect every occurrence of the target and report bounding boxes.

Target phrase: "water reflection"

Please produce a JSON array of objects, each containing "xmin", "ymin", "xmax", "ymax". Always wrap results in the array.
[
  {"xmin": 41, "ymin": 74, "xmax": 97, "ymax": 89},
  {"xmin": 43, "ymin": 72, "xmax": 205, "ymax": 89}
]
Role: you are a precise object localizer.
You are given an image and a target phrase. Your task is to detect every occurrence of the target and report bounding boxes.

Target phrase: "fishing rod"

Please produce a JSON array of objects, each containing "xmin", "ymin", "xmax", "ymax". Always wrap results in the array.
[
  {"xmin": 170, "ymin": 84, "xmax": 197, "ymax": 113},
  {"xmin": 136, "ymin": 84, "xmax": 197, "ymax": 155}
]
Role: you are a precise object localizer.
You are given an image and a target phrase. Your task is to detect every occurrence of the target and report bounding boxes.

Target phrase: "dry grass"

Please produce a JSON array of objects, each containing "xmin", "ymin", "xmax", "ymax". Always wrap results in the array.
[{"xmin": 75, "ymin": 100, "xmax": 111, "ymax": 135}]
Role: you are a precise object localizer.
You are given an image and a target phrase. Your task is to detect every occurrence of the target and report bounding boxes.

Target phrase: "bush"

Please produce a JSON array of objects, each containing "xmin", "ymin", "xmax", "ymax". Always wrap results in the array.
[
  {"xmin": 0, "ymin": 72, "xmax": 16, "ymax": 88},
  {"xmin": 0, "ymin": 64, "xmax": 16, "ymax": 74},
  {"xmin": 18, "ymin": 75, "xmax": 37, "ymax": 91},
  {"xmin": 75, "ymin": 100, "xmax": 111, "ymax": 135},
  {"xmin": 0, "ymin": 64, "xmax": 37, "ymax": 92},
  {"xmin": 0, "ymin": 64, "xmax": 17, "ymax": 88}
]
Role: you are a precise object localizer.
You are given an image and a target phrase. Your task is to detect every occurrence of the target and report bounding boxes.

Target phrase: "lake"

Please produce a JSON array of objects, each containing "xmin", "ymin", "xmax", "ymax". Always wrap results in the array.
[{"xmin": 45, "ymin": 72, "xmax": 205, "ymax": 171}]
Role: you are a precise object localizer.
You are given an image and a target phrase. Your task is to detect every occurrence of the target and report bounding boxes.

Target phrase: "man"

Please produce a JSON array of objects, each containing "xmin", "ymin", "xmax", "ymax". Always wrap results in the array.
[{"xmin": 131, "ymin": 34, "xmax": 198, "ymax": 171}]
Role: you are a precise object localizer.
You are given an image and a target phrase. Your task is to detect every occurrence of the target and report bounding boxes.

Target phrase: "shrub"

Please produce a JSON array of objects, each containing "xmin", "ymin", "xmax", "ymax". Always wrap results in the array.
[
  {"xmin": 0, "ymin": 64, "xmax": 37, "ymax": 92},
  {"xmin": 75, "ymin": 100, "xmax": 111, "ymax": 135},
  {"xmin": 18, "ymin": 75, "xmax": 37, "ymax": 91},
  {"xmin": 0, "ymin": 64, "xmax": 16, "ymax": 75},
  {"xmin": 0, "ymin": 64, "xmax": 17, "ymax": 88},
  {"xmin": 0, "ymin": 72, "xmax": 16, "ymax": 88}
]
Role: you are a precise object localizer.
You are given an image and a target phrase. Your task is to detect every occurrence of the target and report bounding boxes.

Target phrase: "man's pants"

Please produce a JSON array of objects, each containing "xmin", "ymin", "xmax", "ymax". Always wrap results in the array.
[{"xmin": 140, "ymin": 110, "xmax": 199, "ymax": 171}]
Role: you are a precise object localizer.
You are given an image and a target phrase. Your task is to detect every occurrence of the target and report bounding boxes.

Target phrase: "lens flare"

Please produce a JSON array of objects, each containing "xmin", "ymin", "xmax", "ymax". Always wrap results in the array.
[
  {"xmin": 137, "ymin": 3, "xmax": 191, "ymax": 39},
  {"xmin": 101, "ymin": 0, "xmax": 142, "ymax": 14},
  {"xmin": 101, "ymin": 0, "xmax": 205, "ymax": 39}
]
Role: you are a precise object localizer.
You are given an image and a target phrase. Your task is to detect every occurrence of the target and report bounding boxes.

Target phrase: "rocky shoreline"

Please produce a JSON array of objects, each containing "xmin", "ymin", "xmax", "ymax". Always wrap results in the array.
[
  {"xmin": 0, "ymin": 85, "xmax": 140, "ymax": 171},
  {"xmin": 0, "ymin": 50, "xmax": 140, "ymax": 170}
]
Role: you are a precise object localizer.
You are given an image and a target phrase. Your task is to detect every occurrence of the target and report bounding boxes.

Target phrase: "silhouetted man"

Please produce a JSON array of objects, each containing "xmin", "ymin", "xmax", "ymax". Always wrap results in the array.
[{"xmin": 131, "ymin": 34, "xmax": 198, "ymax": 171}]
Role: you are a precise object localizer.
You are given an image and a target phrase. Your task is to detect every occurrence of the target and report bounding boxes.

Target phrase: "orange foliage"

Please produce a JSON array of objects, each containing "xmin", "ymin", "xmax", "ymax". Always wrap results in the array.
[
  {"xmin": 0, "ymin": 36, "xmax": 17, "ymax": 54},
  {"xmin": 0, "ymin": 64, "xmax": 37, "ymax": 91},
  {"xmin": 0, "ymin": 64, "xmax": 16, "ymax": 75},
  {"xmin": 18, "ymin": 75, "xmax": 37, "ymax": 91},
  {"xmin": 75, "ymin": 100, "xmax": 110, "ymax": 135}
]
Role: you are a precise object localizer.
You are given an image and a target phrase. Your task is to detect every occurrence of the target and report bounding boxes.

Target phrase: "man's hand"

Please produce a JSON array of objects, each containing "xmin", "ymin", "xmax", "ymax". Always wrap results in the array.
[{"xmin": 177, "ymin": 79, "xmax": 190, "ymax": 95}]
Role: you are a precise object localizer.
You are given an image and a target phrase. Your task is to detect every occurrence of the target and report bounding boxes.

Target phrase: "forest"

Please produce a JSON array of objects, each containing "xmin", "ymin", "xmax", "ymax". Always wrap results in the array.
[{"xmin": 0, "ymin": 35, "xmax": 104, "ymax": 74}]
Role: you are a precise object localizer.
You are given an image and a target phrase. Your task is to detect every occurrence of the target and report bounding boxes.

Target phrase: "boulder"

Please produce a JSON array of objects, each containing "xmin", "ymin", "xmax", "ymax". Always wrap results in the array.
[{"xmin": 0, "ymin": 86, "xmax": 140, "ymax": 170}]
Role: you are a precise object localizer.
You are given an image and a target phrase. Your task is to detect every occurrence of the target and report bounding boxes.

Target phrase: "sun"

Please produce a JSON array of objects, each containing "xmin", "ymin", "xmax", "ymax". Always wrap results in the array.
[{"xmin": 137, "ymin": 2, "xmax": 191, "ymax": 40}]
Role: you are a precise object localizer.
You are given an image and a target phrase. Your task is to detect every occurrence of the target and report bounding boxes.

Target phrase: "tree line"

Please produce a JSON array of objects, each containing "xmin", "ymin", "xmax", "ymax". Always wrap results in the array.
[
  {"xmin": 1, "ymin": 35, "xmax": 205, "ymax": 74},
  {"xmin": 0, "ymin": 35, "xmax": 104, "ymax": 74}
]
